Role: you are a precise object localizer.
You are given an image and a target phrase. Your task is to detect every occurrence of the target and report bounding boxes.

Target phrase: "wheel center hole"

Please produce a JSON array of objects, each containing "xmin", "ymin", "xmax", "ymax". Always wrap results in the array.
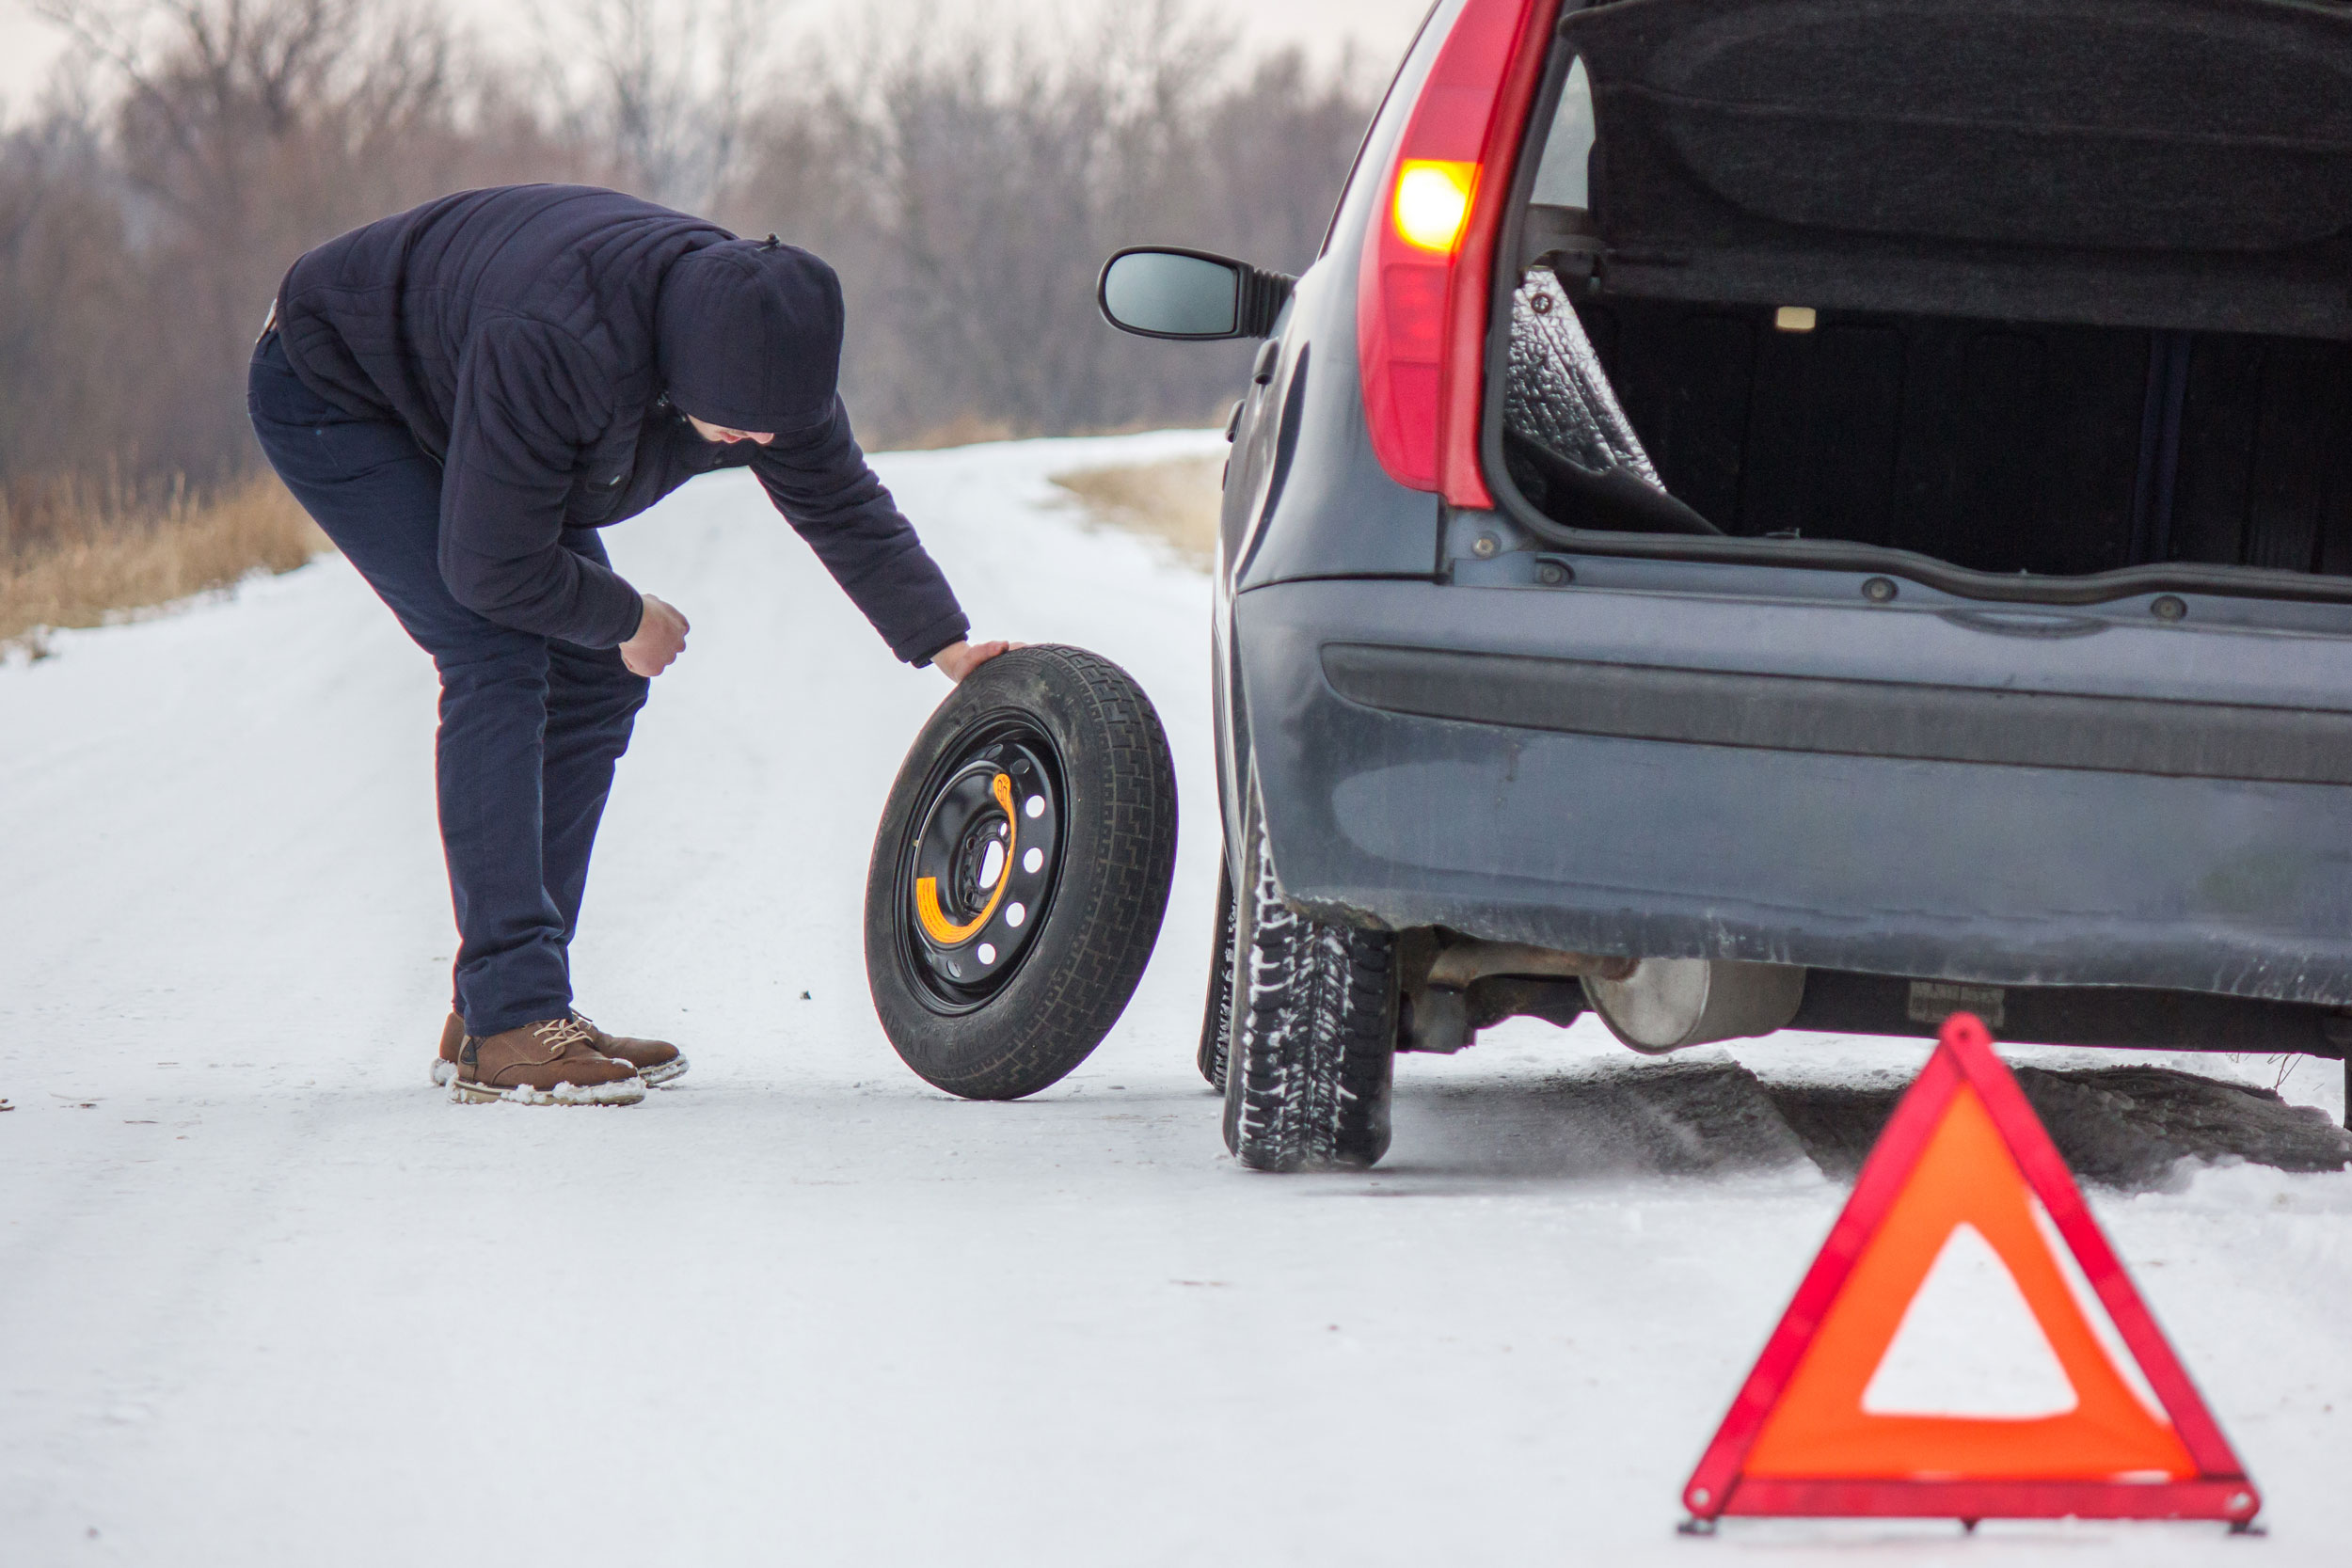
[{"xmin": 950, "ymin": 813, "xmax": 1010, "ymax": 913}]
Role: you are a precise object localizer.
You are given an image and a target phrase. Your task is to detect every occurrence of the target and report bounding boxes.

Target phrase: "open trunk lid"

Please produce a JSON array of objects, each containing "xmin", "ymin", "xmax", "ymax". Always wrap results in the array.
[{"xmin": 1567, "ymin": 0, "xmax": 2352, "ymax": 339}]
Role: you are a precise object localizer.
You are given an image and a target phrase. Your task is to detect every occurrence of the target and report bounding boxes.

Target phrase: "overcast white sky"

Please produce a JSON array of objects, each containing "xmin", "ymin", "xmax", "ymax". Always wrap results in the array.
[{"xmin": 0, "ymin": 0, "xmax": 1434, "ymax": 114}]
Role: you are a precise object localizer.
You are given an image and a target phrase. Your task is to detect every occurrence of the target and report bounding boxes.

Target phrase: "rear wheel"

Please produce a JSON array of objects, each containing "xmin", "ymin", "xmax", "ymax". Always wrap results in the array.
[
  {"xmin": 1220, "ymin": 789, "xmax": 1398, "ymax": 1170},
  {"xmin": 865, "ymin": 646, "xmax": 1177, "ymax": 1100}
]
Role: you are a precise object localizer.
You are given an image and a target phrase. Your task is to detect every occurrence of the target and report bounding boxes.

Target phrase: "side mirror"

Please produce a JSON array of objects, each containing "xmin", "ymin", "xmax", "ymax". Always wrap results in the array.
[{"xmin": 1097, "ymin": 247, "xmax": 1295, "ymax": 341}]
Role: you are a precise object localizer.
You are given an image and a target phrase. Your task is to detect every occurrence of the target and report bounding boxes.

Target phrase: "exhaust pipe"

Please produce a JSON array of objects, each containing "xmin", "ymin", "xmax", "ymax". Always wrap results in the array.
[{"xmin": 1582, "ymin": 959, "xmax": 1807, "ymax": 1053}]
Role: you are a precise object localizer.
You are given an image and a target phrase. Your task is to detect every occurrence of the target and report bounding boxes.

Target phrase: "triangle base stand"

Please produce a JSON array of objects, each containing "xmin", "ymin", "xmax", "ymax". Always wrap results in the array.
[{"xmin": 1698, "ymin": 1477, "xmax": 2259, "ymax": 1523}]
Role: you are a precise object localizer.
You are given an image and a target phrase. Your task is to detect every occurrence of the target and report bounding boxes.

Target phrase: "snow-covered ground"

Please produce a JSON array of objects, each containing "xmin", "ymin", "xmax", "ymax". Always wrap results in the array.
[{"xmin": 4, "ymin": 431, "xmax": 2348, "ymax": 1566}]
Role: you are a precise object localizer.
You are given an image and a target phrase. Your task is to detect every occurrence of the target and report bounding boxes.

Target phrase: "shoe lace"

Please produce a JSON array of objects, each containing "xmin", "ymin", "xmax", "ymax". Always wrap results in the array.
[{"xmin": 531, "ymin": 1015, "xmax": 598, "ymax": 1060}]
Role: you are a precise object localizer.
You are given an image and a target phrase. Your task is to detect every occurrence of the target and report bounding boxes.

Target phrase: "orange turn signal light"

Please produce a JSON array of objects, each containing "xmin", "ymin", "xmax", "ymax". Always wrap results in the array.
[{"xmin": 1393, "ymin": 159, "xmax": 1479, "ymax": 253}]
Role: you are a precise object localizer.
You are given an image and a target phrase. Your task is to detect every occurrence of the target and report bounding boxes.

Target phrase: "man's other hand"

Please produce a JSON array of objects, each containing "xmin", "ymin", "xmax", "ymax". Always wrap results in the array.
[
  {"xmin": 621, "ymin": 594, "xmax": 690, "ymax": 676},
  {"xmin": 934, "ymin": 640, "xmax": 1020, "ymax": 682}
]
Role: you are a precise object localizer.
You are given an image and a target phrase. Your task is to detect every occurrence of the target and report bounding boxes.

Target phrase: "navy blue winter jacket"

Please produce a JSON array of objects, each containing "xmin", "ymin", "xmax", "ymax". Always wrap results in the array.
[{"xmin": 273, "ymin": 184, "xmax": 970, "ymax": 659}]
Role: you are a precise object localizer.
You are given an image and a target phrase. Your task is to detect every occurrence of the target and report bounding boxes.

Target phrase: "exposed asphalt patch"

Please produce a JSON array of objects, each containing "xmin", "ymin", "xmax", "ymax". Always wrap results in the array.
[
  {"xmin": 1393, "ymin": 1058, "xmax": 2350, "ymax": 1191},
  {"xmin": 1771, "ymin": 1065, "xmax": 2352, "ymax": 1190}
]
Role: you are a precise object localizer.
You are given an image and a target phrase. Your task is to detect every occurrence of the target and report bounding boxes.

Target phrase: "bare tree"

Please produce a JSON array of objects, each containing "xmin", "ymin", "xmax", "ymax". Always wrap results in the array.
[
  {"xmin": 540, "ymin": 0, "xmax": 784, "ymax": 211},
  {"xmin": 777, "ymin": 0, "xmax": 1232, "ymax": 435},
  {"xmin": 727, "ymin": 0, "xmax": 1375, "ymax": 441},
  {"xmin": 20, "ymin": 0, "xmax": 596, "ymax": 483},
  {"xmin": 1, "ymin": 0, "xmax": 1379, "ymax": 494},
  {"xmin": 0, "ymin": 108, "xmax": 138, "ymax": 498},
  {"xmin": 31, "ymin": 0, "xmax": 464, "ymax": 474}
]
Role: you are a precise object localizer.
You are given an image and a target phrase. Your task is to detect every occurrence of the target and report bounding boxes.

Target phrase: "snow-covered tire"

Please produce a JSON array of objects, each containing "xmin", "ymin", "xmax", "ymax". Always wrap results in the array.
[
  {"xmin": 1221, "ymin": 791, "xmax": 1397, "ymax": 1170},
  {"xmin": 1197, "ymin": 857, "xmax": 1236, "ymax": 1091},
  {"xmin": 866, "ymin": 645, "xmax": 1178, "ymax": 1101}
]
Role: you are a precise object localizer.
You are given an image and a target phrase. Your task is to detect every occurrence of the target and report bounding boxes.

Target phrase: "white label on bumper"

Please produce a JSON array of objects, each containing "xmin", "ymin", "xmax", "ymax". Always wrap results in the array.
[{"xmin": 1907, "ymin": 980, "xmax": 2006, "ymax": 1030}]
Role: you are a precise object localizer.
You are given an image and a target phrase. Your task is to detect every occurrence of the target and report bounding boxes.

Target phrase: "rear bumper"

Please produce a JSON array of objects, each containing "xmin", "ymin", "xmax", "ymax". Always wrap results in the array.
[{"xmin": 1237, "ymin": 576, "xmax": 2352, "ymax": 1006}]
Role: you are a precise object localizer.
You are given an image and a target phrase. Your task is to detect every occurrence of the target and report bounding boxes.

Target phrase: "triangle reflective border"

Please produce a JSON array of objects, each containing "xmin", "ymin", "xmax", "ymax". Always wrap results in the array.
[{"xmin": 1681, "ymin": 1014, "xmax": 2261, "ymax": 1530}]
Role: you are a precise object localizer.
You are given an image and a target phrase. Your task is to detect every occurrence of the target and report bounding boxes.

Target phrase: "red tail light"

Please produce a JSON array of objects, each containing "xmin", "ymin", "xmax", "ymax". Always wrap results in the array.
[{"xmin": 1358, "ymin": 0, "xmax": 1559, "ymax": 507}]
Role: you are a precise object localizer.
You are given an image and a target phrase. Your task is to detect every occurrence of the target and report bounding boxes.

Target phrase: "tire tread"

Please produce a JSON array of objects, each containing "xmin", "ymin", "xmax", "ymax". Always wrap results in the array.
[{"xmin": 1224, "ymin": 820, "xmax": 1395, "ymax": 1170}]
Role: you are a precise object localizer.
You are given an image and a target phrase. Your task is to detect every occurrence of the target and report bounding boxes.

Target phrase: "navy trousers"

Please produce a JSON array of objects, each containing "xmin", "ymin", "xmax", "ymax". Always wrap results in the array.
[{"xmin": 248, "ymin": 332, "xmax": 649, "ymax": 1037}]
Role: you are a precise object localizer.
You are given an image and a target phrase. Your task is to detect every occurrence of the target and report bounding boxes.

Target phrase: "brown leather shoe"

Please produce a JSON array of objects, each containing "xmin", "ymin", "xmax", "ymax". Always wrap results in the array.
[
  {"xmin": 432, "ymin": 1012, "xmax": 464, "ymax": 1087},
  {"xmin": 450, "ymin": 1016, "xmax": 645, "ymax": 1105},
  {"xmin": 570, "ymin": 1009, "xmax": 688, "ymax": 1086}
]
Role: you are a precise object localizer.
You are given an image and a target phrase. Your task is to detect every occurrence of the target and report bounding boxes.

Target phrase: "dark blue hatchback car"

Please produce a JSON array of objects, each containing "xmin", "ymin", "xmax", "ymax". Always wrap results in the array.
[{"xmin": 1102, "ymin": 0, "xmax": 2352, "ymax": 1170}]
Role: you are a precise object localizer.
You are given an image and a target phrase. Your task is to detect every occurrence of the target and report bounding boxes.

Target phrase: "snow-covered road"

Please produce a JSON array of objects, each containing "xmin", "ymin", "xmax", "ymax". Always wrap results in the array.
[{"xmin": 5, "ymin": 433, "xmax": 2348, "ymax": 1566}]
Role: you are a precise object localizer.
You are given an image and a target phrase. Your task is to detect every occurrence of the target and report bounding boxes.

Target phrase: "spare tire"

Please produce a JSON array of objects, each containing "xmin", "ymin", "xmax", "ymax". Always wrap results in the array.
[{"xmin": 864, "ymin": 645, "xmax": 1178, "ymax": 1100}]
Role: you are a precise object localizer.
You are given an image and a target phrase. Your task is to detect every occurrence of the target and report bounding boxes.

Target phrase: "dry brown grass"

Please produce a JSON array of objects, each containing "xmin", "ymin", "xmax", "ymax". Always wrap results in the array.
[
  {"xmin": 1, "ymin": 471, "xmax": 330, "ymax": 657},
  {"xmin": 898, "ymin": 411, "xmax": 1026, "ymax": 451},
  {"xmin": 1049, "ymin": 455, "xmax": 1225, "ymax": 571}
]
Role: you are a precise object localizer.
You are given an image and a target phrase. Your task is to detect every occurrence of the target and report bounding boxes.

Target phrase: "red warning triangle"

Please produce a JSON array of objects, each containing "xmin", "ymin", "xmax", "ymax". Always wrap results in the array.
[{"xmin": 1682, "ymin": 1013, "xmax": 2260, "ymax": 1528}]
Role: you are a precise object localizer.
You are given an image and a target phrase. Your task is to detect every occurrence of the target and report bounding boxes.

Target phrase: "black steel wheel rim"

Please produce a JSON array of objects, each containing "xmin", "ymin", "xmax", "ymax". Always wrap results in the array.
[{"xmin": 894, "ymin": 719, "xmax": 1066, "ymax": 1014}]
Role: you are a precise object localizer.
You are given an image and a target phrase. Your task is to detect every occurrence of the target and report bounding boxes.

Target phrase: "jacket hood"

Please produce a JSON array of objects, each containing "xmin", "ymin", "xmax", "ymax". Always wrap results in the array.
[{"xmin": 657, "ymin": 238, "xmax": 844, "ymax": 431}]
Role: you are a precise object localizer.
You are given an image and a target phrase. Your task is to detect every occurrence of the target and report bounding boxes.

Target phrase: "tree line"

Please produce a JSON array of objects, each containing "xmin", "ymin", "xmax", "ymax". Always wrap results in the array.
[{"xmin": 0, "ymin": 0, "xmax": 1379, "ymax": 547}]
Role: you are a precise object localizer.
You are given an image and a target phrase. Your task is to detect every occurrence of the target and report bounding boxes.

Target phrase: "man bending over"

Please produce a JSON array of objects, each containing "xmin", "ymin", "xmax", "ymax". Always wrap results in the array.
[{"xmin": 249, "ymin": 184, "xmax": 1007, "ymax": 1105}]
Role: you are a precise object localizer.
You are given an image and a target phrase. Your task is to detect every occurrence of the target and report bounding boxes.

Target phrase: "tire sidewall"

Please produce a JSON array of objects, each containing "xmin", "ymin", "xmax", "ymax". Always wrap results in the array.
[{"xmin": 865, "ymin": 646, "xmax": 1172, "ymax": 1099}]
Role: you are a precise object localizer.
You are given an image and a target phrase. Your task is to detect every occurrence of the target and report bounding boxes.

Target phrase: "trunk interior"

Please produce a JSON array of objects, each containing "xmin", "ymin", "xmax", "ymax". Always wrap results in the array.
[
  {"xmin": 1502, "ymin": 0, "xmax": 2352, "ymax": 586},
  {"xmin": 1546, "ymin": 296, "xmax": 2352, "ymax": 578}
]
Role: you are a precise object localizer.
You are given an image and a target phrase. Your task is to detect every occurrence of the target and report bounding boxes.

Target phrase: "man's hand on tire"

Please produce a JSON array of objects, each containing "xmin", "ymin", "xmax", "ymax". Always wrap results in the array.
[
  {"xmin": 933, "ymin": 640, "xmax": 1022, "ymax": 683},
  {"xmin": 620, "ymin": 594, "xmax": 690, "ymax": 676}
]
